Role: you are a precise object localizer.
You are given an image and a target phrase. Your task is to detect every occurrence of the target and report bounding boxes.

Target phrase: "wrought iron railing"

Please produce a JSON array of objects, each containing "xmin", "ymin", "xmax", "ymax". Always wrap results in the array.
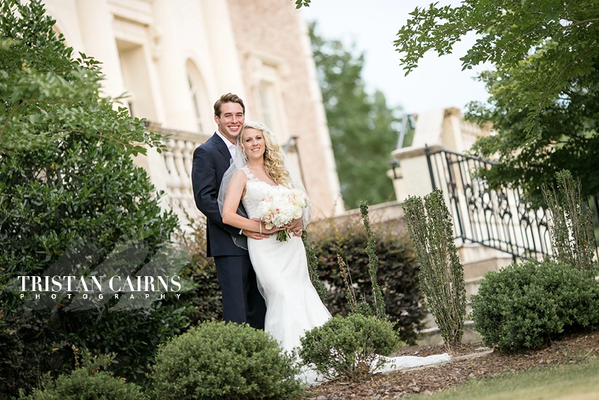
[{"xmin": 424, "ymin": 146, "xmax": 553, "ymax": 261}]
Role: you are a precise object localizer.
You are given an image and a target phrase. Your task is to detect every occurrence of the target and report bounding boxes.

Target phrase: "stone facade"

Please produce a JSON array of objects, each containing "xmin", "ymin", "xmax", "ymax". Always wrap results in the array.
[
  {"xmin": 43, "ymin": 0, "xmax": 344, "ymax": 225},
  {"xmin": 226, "ymin": 0, "xmax": 343, "ymax": 219}
]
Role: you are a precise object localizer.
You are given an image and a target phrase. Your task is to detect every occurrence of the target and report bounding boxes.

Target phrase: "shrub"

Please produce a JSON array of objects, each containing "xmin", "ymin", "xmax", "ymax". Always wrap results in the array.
[
  {"xmin": 172, "ymin": 216, "xmax": 223, "ymax": 324},
  {"xmin": 471, "ymin": 260, "xmax": 599, "ymax": 352},
  {"xmin": 150, "ymin": 320, "xmax": 304, "ymax": 400},
  {"xmin": 403, "ymin": 190, "xmax": 467, "ymax": 348},
  {"xmin": 20, "ymin": 352, "xmax": 147, "ymax": 400},
  {"xmin": 0, "ymin": 305, "xmax": 63, "ymax": 396},
  {"xmin": 308, "ymin": 214, "xmax": 425, "ymax": 344},
  {"xmin": 0, "ymin": 0, "xmax": 189, "ymax": 395},
  {"xmin": 299, "ymin": 313, "xmax": 401, "ymax": 381},
  {"xmin": 542, "ymin": 170, "xmax": 597, "ymax": 275}
]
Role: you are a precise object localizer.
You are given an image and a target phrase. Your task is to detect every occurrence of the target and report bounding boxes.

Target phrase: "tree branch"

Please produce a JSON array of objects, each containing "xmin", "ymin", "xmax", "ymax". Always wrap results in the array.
[{"xmin": 538, "ymin": 45, "xmax": 599, "ymax": 116}]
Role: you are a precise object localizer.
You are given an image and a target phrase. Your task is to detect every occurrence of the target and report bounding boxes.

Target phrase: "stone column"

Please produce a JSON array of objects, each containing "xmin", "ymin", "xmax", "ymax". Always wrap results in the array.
[{"xmin": 74, "ymin": 0, "xmax": 125, "ymax": 100}]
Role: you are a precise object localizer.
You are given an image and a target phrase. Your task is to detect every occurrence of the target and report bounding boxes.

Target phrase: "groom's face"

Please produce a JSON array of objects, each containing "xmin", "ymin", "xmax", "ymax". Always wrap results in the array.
[{"xmin": 215, "ymin": 102, "xmax": 245, "ymax": 144}]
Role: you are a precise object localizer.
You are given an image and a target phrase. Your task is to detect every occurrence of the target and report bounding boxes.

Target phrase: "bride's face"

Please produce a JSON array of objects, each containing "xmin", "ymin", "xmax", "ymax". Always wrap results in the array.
[{"xmin": 242, "ymin": 128, "xmax": 266, "ymax": 161}]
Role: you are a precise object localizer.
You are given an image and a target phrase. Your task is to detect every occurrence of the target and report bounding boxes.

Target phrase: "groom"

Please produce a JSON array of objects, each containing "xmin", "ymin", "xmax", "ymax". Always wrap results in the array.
[{"xmin": 191, "ymin": 93, "xmax": 267, "ymax": 329}]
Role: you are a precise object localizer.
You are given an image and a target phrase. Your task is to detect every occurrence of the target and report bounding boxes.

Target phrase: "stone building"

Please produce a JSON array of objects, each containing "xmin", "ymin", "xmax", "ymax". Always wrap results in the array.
[{"xmin": 43, "ymin": 0, "xmax": 345, "ymax": 225}]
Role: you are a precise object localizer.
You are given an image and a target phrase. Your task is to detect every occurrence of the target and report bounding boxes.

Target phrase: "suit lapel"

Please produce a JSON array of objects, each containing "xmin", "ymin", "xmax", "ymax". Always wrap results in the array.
[
  {"xmin": 210, "ymin": 133, "xmax": 249, "ymax": 219},
  {"xmin": 211, "ymin": 133, "xmax": 232, "ymax": 166}
]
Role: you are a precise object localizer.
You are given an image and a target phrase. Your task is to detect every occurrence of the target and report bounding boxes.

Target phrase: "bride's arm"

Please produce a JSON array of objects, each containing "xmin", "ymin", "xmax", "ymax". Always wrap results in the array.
[{"xmin": 221, "ymin": 171, "xmax": 276, "ymax": 235}]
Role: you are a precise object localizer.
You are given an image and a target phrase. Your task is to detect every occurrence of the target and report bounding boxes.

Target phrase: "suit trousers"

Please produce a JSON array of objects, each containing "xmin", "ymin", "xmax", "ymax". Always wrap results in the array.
[{"xmin": 214, "ymin": 254, "xmax": 266, "ymax": 330}]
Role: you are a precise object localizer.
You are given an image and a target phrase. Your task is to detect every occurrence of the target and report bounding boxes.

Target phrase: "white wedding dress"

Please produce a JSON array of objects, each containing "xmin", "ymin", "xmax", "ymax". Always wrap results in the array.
[
  {"xmin": 241, "ymin": 167, "xmax": 450, "ymax": 386},
  {"xmin": 241, "ymin": 167, "xmax": 332, "ymax": 353}
]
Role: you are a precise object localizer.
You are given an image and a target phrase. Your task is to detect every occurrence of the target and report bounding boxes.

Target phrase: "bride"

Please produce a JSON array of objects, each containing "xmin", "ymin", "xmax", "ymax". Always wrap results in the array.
[
  {"xmin": 220, "ymin": 121, "xmax": 331, "ymax": 352},
  {"xmin": 220, "ymin": 121, "xmax": 449, "ymax": 382}
]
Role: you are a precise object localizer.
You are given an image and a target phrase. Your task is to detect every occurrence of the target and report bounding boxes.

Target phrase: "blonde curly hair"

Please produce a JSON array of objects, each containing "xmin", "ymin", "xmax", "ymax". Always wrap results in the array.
[{"xmin": 239, "ymin": 121, "xmax": 291, "ymax": 187}]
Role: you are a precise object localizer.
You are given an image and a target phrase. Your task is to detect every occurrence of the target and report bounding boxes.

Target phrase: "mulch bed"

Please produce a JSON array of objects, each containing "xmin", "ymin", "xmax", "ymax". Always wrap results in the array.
[{"xmin": 300, "ymin": 329, "xmax": 599, "ymax": 399}]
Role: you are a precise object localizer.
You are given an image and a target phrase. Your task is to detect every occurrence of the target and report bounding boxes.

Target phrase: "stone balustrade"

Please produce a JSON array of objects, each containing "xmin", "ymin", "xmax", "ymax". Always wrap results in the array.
[{"xmin": 146, "ymin": 123, "xmax": 210, "ymax": 230}]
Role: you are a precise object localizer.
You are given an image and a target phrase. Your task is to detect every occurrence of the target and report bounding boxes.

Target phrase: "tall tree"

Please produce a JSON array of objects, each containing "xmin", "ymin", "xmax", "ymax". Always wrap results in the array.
[
  {"xmin": 393, "ymin": 0, "xmax": 599, "ymax": 205},
  {"xmin": 309, "ymin": 23, "xmax": 400, "ymax": 209},
  {"xmin": 0, "ymin": 1, "xmax": 188, "ymax": 395}
]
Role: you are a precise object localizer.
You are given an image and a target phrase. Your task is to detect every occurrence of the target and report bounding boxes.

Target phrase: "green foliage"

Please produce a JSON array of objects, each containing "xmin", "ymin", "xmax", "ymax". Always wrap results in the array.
[
  {"xmin": 470, "ymin": 261, "xmax": 599, "ymax": 352},
  {"xmin": 302, "ymin": 230, "xmax": 328, "ymax": 302},
  {"xmin": 542, "ymin": 170, "xmax": 597, "ymax": 274},
  {"xmin": 150, "ymin": 320, "xmax": 304, "ymax": 400},
  {"xmin": 292, "ymin": 0, "xmax": 311, "ymax": 9},
  {"xmin": 0, "ymin": 0, "xmax": 164, "ymax": 154},
  {"xmin": 0, "ymin": 0, "xmax": 190, "ymax": 396},
  {"xmin": 468, "ymin": 59, "xmax": 599, "ymax": 207},
  {"xmin": 403, "ymin": 190, "xmax": 467, "ymax": 348},
  {"xmin": 308, "ymin": 215, "xmax": 426, "ymax": 344},
  {"xmin": 173, "ymin": 215, "xmax": 223, "ymax": 324},
  {"xmin": 338, "ymin": 203, "xmax": 387, "ymax": 319},
  {"xmin": 0, "ymin": 135, "xmax": 188, "ymax": 392},
  {"xmin": 0, "ymin": 305, "xmax": 62, "ymax": 395},
  {"xmin": 395, "ymin": 0, "xmax": 599, "ymax": 131},
  {"xmin": 1, "ymin": 299, "xmax": 189, "ymax": 396},
  {"xmin": 394, "ymin": 0, "xmax": 599, "ymax": 205},
  {"xmin": 299, "ymin": 313, "xmax": 401, "ymax": 381},
  {"xmin": 308, "ymin": 23, "xmax": 399, "ymax": 209},
  {"xmin": 20, "ymin": 351, "xmax": 147, "ymax": 400},
  {"xmin": 359, "ymin": 202, "xmax": 386, "ymax": 320}
]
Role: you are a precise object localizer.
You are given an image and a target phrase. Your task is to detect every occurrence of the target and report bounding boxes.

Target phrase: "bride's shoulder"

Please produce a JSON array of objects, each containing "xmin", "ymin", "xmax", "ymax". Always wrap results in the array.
[
  {"xmin": 239, "ymin": 166, "xmax": 256, "ymax": 180},
  {"xmin": 230, "ymin": 168, "xmax": 249, "ymax": 184}
]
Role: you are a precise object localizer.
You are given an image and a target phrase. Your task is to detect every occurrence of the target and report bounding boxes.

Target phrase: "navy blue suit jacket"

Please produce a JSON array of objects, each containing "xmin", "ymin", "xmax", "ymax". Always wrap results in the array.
[{"xmin": 192, "ymin": 133, "xmax": 247, "ymax": 257}]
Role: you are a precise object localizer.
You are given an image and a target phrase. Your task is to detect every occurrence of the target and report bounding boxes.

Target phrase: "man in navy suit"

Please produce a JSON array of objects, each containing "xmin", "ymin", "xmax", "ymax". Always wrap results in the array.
[{"xmin": 191, "ymin": 93, "xmax": 266, "ymax": 329}]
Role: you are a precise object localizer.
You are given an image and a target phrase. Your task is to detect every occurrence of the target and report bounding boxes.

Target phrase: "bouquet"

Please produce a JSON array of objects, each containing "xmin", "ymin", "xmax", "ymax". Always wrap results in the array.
[{"xmin": 256, "ymin": 186, "xmax": 309, "ymax": 242}]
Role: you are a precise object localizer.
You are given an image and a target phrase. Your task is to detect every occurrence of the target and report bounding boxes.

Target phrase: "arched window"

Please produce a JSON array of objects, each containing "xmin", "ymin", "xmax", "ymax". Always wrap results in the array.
[
  {"xmin": 186, "ymin": 60, "xmax": 209, "ymax": 134},
  {"xmin": 246, "ymin": 54, "xmax": 289, "ymax": 144}
]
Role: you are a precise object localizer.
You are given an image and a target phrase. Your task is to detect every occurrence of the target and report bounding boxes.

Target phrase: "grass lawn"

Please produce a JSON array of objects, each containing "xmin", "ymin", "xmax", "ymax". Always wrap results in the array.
[{"xmin": 413, "ymin": 359, "xmax": 599, "ymax": 400}]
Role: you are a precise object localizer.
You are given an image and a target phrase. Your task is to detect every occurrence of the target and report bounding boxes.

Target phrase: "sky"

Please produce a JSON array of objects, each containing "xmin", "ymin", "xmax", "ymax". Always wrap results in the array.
[{"xmin": 300, "ymin": 0, "xmax": 490, "ymax": 115}]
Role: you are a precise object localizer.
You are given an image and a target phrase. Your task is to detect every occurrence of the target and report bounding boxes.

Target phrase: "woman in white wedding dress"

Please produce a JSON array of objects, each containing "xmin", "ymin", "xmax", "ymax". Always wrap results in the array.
[
  {"xmin": 220, "ymin": 121, "xmax": 331, "ymax": 352},
  {"xmin": 220, "ymin": 122, "xmax": 450, "ymax": 384}
]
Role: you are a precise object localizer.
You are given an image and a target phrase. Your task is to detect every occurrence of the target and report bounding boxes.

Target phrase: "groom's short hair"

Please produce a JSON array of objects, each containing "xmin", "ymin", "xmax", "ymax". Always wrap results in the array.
[{"xmin": 214, "ymin": 93, "xmax": 245, "ymax": 117}]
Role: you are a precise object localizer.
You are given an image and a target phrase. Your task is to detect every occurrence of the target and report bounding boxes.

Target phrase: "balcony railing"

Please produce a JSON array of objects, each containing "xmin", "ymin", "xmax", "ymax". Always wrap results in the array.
[
  {"xmin": 143, "ymin": 121, "xmax": 210, "ymax": 228},
  {"xmin": 424, "ymin": 146, "xmax": 553, "ymax": 261}
]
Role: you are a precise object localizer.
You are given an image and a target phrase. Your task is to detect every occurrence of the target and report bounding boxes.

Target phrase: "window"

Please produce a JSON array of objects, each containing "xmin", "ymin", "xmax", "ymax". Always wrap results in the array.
[
  {"xmin": 246, "ymin": 53, "xmax": 289, "ymax": 143},
  {"xmin": 186, "ymin": 60, "xmax": 209, "ymax": 134}
]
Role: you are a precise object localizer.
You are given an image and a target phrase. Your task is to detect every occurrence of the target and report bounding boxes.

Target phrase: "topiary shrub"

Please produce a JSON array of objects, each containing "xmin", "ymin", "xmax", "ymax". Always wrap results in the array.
[
  {"xmin": 471, "ymin": 260, "xmax": 599, "ymax": 352},
  {"xmin": 150, "ymin": 320, "xmax": 304, "ymax": 400},
  {"xmin": 19, "ymin": 352, "xmax": 147, "ymax": 400},
  {"xmin": 307, "ymin": 214, "xmax": 425, "ymax": 344},
  {"xmin": 298, "ymin": 313, "xmax": 401, "ymax": 380}
]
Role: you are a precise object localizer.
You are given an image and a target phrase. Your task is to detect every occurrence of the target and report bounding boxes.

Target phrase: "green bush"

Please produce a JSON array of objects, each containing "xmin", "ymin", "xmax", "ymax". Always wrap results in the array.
[
  {"xmin": 471, "ymin": 260, "xmax": 599, "ymax": 352},
  {"xmin": 0, "ymin": 0, "xmax": 189, "ymax": 395},
  {"xmin": 20, "ymin": 352, "xmax": 147, "ymax": 400},
  {"xmin": 307, "ymin": 215, "xmax": 425, "ymax": 344},
  {"xmin": 172, "ymin": 216, "xmax": 223, "ymax": 324},
  {"xmin": 150, "ymin": 320, "xmax": 304, "ymax": 400},
  {"xmin": 21, "ymin": 369, "xmax": 147, "ymax": 400},
  {"xmin": 298, "ymin": 313, "xmax": 401, "ymax": 380}
]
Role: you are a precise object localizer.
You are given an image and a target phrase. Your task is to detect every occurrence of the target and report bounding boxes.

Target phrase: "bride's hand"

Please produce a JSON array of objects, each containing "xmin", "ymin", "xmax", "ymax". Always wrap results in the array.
[
  {"xmin": 286, "ymin": 217, "xmax": 303, "ymax": 237},
  {"xmin": 262, "ymin": 224, "xmax": 280, "ymax": 235},
  {"xmin": 244, "ymin": 218, "xmax": 273, "ymax": 239}
]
